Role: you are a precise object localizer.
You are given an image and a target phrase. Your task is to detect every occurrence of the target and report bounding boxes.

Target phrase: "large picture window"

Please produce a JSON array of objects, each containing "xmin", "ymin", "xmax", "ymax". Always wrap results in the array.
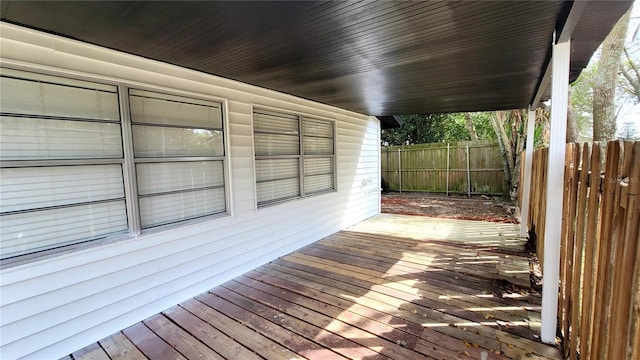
[
  {"xmin": 0, "ymin": 68, "xmax": 227, "ymax": 263},
  {"xmin": 253, "ymin": 108, "xmax": 335, "ymax": 208}
]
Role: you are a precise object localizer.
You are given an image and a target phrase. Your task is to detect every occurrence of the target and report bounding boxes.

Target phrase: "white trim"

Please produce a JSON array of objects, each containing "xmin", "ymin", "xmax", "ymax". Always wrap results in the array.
[
  {"xmin": 531, "ymin": 60, "xmax": 552, "ymax": 110},
  {"xmin": 541, "ymin": 37, "xmax": 571, "ymax": 344},
  {"xmin": 520, "ymin": 107, "xmax": 536, "ymax": 238},
  {"xmin": 557, "ymin": 0, "xmax": 588, "ymax": 43}
]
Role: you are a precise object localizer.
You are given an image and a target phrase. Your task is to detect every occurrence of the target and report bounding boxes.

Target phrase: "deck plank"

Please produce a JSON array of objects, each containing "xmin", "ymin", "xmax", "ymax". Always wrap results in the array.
[
  {"xmin": 99, "ymin": 332, "xmax": 147, "ymax": 360},
  {"xmin": 162, "ymin": 305, "xmax": 261, "ymax": 360},
  {"xmin": 244, "ymin": 269, "xmax": 425, "ymax": 337},
  {"xmin": 211, "ymin": 285, "xmax": 376, "ymax": 360},
  {"xmin": 300, "ymin": 243, "xmax": 530, "ymax": 321},
  {"xmin": 233, "ymin": 275, "xmax": 422, "ymax": 351},
  {"xmin": 220, "ymin": 280, "xmax": 421, "ymax": 360},
  {"xmin": 122, "ymin": 322, "xmax": 186, "ymax": 360},
  {"xmin": 71, "ymin": 343, "xmax": 110, "ymax": 360},
  {"xmin": 64, "ymin": 215, "xmax": 561, "ymax": 360},
  {"xmin": 195, "ymin": 292, "xmax": 337, "ymax": 360},
  {"xmin": 180, "ymin": 298, "xmax": 297, "ymax": 360},
  {"xmin": 143, "ymin": 314, "xmax": 224, "ymax": 360}
]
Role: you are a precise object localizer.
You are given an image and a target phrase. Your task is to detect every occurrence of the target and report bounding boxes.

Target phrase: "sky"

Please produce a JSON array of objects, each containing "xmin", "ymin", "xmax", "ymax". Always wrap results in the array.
[{"xmin": 614, "ymin": 3, "xmax": 640, "ymax": 135}]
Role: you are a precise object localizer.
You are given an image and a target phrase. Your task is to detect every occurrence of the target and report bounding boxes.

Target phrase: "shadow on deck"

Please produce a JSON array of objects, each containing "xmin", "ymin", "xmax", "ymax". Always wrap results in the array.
[{"xmin": 64, "ymin": 214, "xmax": 562, "ymax": 360}]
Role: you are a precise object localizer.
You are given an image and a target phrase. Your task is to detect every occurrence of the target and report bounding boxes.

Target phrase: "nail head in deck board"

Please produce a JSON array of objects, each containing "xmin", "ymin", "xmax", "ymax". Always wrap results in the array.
[
  {"xmin": 162, "ymin": 305, "xmax": 262, "ymax": 360},
  {"xmin": 99, "ymin": 333, "xmax": 147, "ymax": 360},
  {"xmin": 143, "ymin": 314, "xmax": 224, "ymax": 360},
  {"xmin": 419, "ymin": 328, "xmax": 507, "ymax": 360},
  {"xmin": 180, "ymin": 298, "xmax": 297, "ymax": 360},
  {"xmin": 196, "ymin": 292, "xmax": 334, "ymax": 360},
  {"xmin": 211, "ymin": 284, "xmax": 374, "ymax": 360},
  {"xmin": 122, "ymin": 322, "xmax": 187, "ymax": 360},
  {"xmin": 71, "ymin": 342, "xmax": 110, "ymax": 360}
]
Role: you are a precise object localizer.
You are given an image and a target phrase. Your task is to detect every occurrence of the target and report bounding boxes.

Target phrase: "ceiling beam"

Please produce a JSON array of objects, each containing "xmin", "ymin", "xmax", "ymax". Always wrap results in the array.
[
  {"xmin": 557, "ymin": 0, "xmax": 588, "ymax": 43},
  {"xmin": 530, "ymin": 0, "xmax": 588, "ymax": 109}
]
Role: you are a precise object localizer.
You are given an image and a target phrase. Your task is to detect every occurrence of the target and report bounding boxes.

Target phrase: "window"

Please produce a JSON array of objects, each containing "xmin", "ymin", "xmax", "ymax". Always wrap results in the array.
[
  {"xmin": 253, "ymin": 108, "xmax": 335, "ymax": 207},
  {"xmin": 0, "ymin": 68, "xmax": 227, "ymax": 262},
  {"xmin": 129, "ymin": 89, "xmax": 226, "ymax": 228}
]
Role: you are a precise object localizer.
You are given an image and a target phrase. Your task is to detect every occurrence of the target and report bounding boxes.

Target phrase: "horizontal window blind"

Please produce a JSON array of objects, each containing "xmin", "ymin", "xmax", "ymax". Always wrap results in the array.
[
  {"xmin": 256, "ymin": 178, "xmax": 300, "ymax": 204},
  {"xmin": 253, "ymin": 109, "xmax": 335, "ymax": 207},
  {"xmin": 130, "ymin": 89, "xmax": 226, "ymax": 229},
  {"xmin": 255, "ymin": 159, "xmax": 299, "ymax": 182},
  {"xmin": 302, "ymin": 117, "xmax": 335, "ymax": 194},
  {"xmin": 129, "ymin": 89, "xmax": 223, "ymax": 129},
  {"xmin": 132, "ymin": 126, "xmax": 223, "ymax": 157},
  {"xmin": 0, "ymin": 69, "xmax": 127, "ymax": 260},
  {"xmin": 1, "ymin": 201, "xmax": 128, "ymax": 259},
  {"xmin": 0, "ymin": 165, "xmax": 125, "ymax": 212},
  {"xmin": 0, "ymin": 116, "xmax": 123, "ymax": 160},
  {"xmin": 0, "ymin": 68, "xmax": 120, "ymax": 121},
  {"xmin": 136, "ymin": 161, "xmax": 224, "ymax": 195},
  {"xmin": 253, "ymin": 110, "xmax": 299, "ymax": 134},
  {"xmin": 139, "ymin": 188, "xmax": 225, "ymax": 228},
  {"xmin": 0, "ymin": 68, "xmax": 229, "ymax": 262}
]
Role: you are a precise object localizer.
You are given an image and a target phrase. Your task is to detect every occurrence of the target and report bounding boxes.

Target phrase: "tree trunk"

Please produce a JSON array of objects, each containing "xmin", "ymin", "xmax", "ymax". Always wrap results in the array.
[
  {"xmin": 566, "ymin": 87, "xmax": 581, "ymax": 142},
  {"xmin": 593, "ymin": 8, "xmax": 631, "ymax": 141},
  {"xmin": 464, "ymin": 113, "xmax": 478, "ymax": 141}
]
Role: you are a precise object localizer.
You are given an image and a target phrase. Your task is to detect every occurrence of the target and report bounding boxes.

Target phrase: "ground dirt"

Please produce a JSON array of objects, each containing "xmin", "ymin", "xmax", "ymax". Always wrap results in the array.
[{"xmin": 381, "ymin": 192, "xmax": 520, "ymax": 224}]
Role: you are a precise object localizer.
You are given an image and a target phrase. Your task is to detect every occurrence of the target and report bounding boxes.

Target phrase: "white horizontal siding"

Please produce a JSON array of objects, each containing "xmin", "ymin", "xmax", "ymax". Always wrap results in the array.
[{"xmin": 0, "ymin": 23, "xmax": 381, "ymax": 360}]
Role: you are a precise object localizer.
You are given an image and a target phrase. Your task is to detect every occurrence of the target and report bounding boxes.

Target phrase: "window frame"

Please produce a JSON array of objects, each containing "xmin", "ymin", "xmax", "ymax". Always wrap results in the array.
[
  {"xmin": 252, "ymin": 106, "xmax": 337, "ymax": 209},
  {"xmin": 0, "ymin": 64, "xmax": 231, "ymax": 267}
]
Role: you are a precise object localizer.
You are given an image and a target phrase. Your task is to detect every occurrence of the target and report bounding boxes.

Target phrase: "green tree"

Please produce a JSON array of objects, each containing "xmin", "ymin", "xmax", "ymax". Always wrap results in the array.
[{"xmin": 381, "ymin": 112, "xmax": 495, "ymax": 146}]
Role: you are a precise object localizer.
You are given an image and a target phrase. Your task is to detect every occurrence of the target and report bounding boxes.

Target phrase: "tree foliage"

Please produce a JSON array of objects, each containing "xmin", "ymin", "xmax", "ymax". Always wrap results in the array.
[{"xmin": 381, "ymin": 112, "xmax": 495, "ymax": 146}]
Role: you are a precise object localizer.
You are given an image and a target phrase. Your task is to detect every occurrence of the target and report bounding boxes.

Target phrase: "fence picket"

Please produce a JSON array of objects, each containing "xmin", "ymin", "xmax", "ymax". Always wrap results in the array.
[
  {"xmin": 521, "ymin": 141, "xmax": 639, "ymax": 360},
  {"xmin": 381, "ymin": 141, "xmax": 504, "ymax": 195}
]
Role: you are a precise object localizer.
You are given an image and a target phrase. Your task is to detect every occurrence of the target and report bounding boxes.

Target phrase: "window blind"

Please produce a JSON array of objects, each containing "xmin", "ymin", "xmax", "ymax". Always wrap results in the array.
[
  {"xmin": 0, "ymin": 68, "xmax": 230, "ymax": 262},
  {"xmin": 253, "ymin": 109, "xmax": 335, "ymax": 207},
  {"xmin": 130, "ymin": 89, "xmax": 226, "ymax": 228},
  {"xmin": 0, "ymin": 68, "xmax": 126, "ymax": 260}
]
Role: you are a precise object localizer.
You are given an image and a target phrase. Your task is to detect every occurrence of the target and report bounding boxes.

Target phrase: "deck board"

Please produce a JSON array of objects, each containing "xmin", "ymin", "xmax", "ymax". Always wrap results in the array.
[{"xmin": 64, "ymin": 214, "xmax": 562, "ymax": 360}]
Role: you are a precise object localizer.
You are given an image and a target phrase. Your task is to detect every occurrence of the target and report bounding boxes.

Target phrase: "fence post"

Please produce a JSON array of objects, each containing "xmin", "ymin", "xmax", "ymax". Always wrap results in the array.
[
  {"xmin": 466, "ymin": 145, "xmax": 471, "ymax": 197},
  {"xmin": 398, "ymin": 148, "xmax": 402, "ymax": 193},
  {"xmin": 446, "ymin": 143, "xmax": 450, "ymax": 196}
]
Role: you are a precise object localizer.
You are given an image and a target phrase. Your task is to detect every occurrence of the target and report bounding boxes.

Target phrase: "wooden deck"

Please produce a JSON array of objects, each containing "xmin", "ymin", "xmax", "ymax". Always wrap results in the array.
[{"xmin": 63, "ymin": 214, "xmax": 562, "ymax": 360}]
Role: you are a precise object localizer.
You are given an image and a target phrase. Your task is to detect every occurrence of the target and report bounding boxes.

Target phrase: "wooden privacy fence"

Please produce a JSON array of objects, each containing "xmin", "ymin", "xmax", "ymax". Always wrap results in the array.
[
  {"xmin": 521, "ymin": 140, "xmax": 640, "ymax": 360},
  {"xmin": 381, "ymin": 141, "xmax": 504, "ymax": 195}
]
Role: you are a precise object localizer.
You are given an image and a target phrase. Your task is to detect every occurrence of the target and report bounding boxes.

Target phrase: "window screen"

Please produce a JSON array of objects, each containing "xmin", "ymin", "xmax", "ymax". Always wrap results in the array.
[
  {"xmin": 253, "ymin": 109, "xmax": 335, "ymax": 207},
  {"xmin": 0, "ymin": 68, "xmax": 127, "ymax": 259},
  {"xmin": 129, "ymin": 89, "xmax": 226, "ymax": 228}
]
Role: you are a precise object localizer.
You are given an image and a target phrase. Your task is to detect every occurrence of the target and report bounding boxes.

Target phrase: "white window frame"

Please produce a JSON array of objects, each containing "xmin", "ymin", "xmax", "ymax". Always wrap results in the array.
[
  {"xmin": 252, "ymin": 106, "xmax": 337, "ymax": 209},
  {"xmin": 0, "ymin": 64, "xmax": 231, "ymax": 267}
]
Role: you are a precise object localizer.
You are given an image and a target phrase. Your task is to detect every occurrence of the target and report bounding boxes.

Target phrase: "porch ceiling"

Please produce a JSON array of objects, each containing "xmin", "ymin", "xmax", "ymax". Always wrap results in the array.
[{"xmin": 0, "ymin": 1, "xmax": 632, "ymax": 118}]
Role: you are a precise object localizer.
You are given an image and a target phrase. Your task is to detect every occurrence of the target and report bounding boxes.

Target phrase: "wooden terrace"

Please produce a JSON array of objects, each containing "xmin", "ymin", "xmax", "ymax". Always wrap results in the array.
[{"xmin": 64, "ymin": 214, "xmax": 562, "ymax": 360}]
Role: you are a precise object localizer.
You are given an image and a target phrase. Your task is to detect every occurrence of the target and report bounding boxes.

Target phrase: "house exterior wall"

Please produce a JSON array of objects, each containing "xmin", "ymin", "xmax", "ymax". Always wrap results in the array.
[{"xmin": 0, "ymin": 23, "xmax": 381, "ymax": 359}]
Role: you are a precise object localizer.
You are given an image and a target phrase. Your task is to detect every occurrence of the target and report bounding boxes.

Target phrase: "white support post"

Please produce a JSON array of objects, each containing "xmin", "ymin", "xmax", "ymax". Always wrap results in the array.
[
  {"xmin": 519, "ymin": 107, "xmax": 536, "ymax": 238},
  {"xmin": 540, "ymin": 37, "xmax": 571, "ymax": 343}
]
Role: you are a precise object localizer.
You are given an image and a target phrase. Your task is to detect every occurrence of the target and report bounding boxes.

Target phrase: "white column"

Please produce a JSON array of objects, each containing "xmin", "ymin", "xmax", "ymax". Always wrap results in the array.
[
  {"xmin": 519, "ymin": 107, "xmax": 536, "ymax": 238},
  {"xmin": 541, "ymin": 37, "xmax": 571, "ymax": 343}
]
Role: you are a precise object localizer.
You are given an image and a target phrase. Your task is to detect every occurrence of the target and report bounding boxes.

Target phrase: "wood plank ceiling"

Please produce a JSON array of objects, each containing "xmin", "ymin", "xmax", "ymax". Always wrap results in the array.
[{"xmin": 0, "ymin": 1, "xmax": 633, "ymax": 118}]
